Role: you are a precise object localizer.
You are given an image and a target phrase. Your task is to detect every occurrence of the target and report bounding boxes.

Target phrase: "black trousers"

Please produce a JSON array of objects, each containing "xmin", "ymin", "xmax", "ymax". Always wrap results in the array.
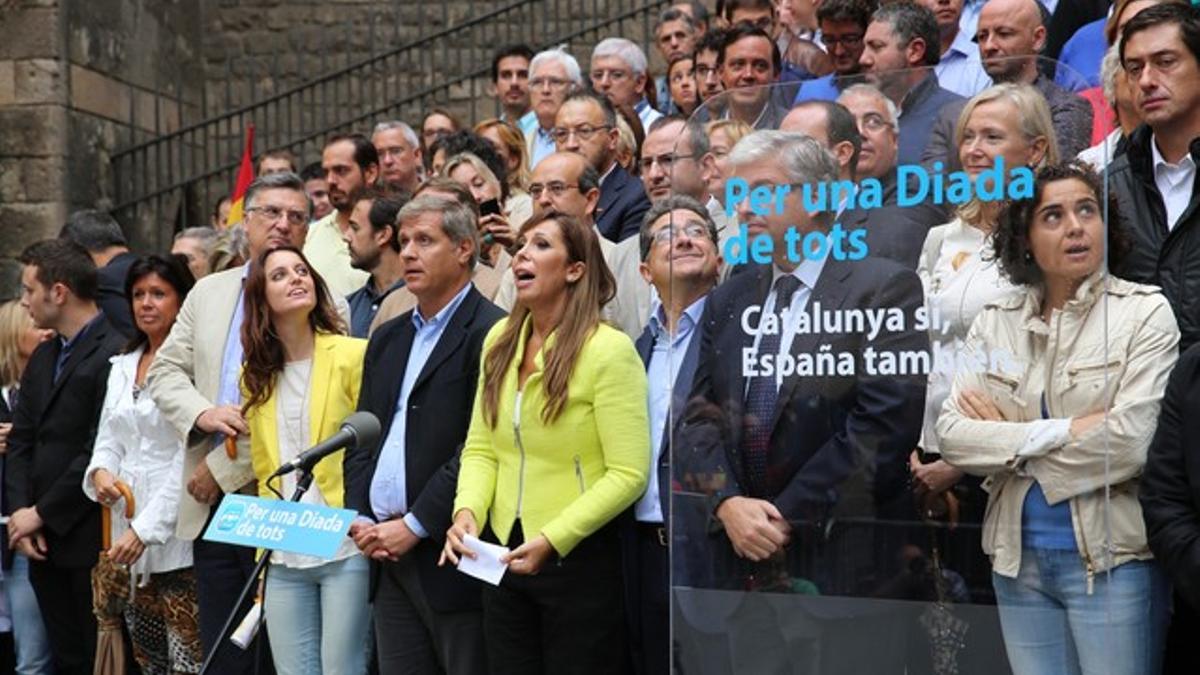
[
  {"xmin": 629, "ymin": 523, "xmax": 669, "ymax": 675},
  {"xmin": 193, "ymin": 536, "xmax": 274, "ymax": 675},
  {"xmin": 482, "ymin": 521, "xmax": 630, "ymax": 675},
  {"xmin": 28, "ymin": 561, "xmax": 95, "ymax": 675}
]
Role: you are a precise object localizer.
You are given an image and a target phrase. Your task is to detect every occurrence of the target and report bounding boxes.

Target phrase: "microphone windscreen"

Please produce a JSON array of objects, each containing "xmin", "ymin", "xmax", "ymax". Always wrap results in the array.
[{"xmin": 342, "ymin": 411, "xmax": 382, "ymax": 450}]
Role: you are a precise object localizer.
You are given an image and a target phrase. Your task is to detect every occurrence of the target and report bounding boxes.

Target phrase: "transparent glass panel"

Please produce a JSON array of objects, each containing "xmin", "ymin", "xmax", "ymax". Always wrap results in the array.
[{"xmin": 665, "ymin": 56, "xmax": 1140, "ymax": 674}]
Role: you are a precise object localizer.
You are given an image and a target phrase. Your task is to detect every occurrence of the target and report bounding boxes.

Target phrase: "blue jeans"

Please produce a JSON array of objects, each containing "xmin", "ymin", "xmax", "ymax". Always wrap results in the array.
[
  {"xmin": 263, "ymin": 555, "xmax": 370, "ymax": 675},
  {"xmin": 992, "ymin": 549, "xmax": 1169, "ymax": 675},
  {"xmin": 3, "ymin": 554, "xmax": 54, "ymax": 675}
]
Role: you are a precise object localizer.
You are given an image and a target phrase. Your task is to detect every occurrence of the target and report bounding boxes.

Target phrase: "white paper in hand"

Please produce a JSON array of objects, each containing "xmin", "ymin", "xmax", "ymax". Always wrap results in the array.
[{"xmin": 456, "ymin": 534, "xmax": 510, "ymax": 586}]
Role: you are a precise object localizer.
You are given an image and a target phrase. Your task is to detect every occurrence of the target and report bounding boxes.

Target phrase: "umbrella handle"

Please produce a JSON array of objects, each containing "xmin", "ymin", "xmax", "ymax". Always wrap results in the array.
[
  {"xmin": 100, "ymin": 480, "xmax": 136, "ymax": 551},
  {"xmin": 225, "ymin": 435, "xmax": 238, "ymax": 460}
]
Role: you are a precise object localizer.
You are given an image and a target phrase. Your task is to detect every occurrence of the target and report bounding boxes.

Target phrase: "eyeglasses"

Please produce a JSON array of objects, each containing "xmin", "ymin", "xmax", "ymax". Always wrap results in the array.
[
  {"xmin": 246, "ymin": 205, "xmax": 309, "ymax": 227},
  {"xmin": 858, "ymin": 112, "xmax": 894, "ymax": 133},
  {"xmin": 651, "ymin": 221, "xmax": 711, "ymax": 246},
  {"xmin": 528, "ymin": 182, "xmax": 581, "ymax": 198},
  {"xmin": 377, "ymin": 146, "xmax": 412, "ymax": 159},
  {"xmin": 591, "ymin": 69, "xmax": 632, "ymax": 83},
  {"xmin": 530, "ymin": 76, "xmax": 571, "ymax": 90},
  {"xmin": 550, "ymin": 125, "xmax": 612, "ymax": 144},
  {"xmin": 638, "ymin": 153, "xmax": 695, "ymax": 173},
  {"xmin": 695, "ymin": 65, "xmax": 720, "ymax": 78},
  {"xmin": 821, "ymin": 33, "xmax": 864, "ymax": 48}
]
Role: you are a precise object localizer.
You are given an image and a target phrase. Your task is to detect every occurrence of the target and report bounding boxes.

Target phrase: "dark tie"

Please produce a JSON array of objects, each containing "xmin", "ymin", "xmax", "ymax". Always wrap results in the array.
[{"xmin": 742, "ymin": 274, "xmax": 802, "ymax": 498}]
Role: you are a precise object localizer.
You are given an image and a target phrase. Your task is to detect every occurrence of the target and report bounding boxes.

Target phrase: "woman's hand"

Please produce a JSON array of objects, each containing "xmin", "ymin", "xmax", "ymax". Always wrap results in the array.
[
  {"xmin": 479, "ymin": 213, "xmax": 516, "ymax": 252},
  {"xmin": 502, "ymin": 534, "xmax": 555, "ymax": 575},
  {"xmin": 107, "ymin": 528, "xmax": 146, "ymax": 566},
  {"xmin": 958, "ymin": 389, "xmax": 1006, "ymax": 422},
  {"xmin": 909, "ymin": 451, "xmax": 964, "ymax": 495},
  {"xmin": 92, "ymin": 468, "xmax": 125, "ymax": 506},
  {"xmin": 439, "ymin": 509, "xmax": 479, "ymax": 567}
]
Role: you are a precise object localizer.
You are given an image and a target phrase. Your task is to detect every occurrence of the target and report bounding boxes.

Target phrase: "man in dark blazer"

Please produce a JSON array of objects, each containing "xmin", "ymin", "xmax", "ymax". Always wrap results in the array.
[
  {"xmin": 626, "ymin": 197, "xmax": 721, "ymax": 675},
  {"xmin": 6, "ymin": 239, "xmax": 125, "ymax": 675},
  {"xmin": 59, "ymin": 209, "xmax": 136, "ymax": 338},
  {"xmin": 679, "ymin": 132, "xmax": 928, "ymax": 597},
  {"xmin": 345, "ymin": 195, "xmax": 505, "ymax": 675},
  {"xmin": 554, "ymin": 91, "xmax": 651, "ymax": 243}
]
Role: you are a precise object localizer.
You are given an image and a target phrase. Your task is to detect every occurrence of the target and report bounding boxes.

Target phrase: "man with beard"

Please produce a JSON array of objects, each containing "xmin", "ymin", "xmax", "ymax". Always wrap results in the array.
[
  {"xmin": 491, "ymin": 44, "xmax": 537, "ymax": 136},
  {"xmin": 304, "ymin": 133, "xmax": 378, "ymax": 296},
  {"xmin": 343, "ymin": 188, "xmax": 407, "ymax": 337}
]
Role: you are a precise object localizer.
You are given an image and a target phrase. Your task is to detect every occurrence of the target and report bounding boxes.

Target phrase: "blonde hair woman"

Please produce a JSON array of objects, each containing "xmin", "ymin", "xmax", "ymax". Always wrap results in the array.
[
  {"xmin": 475, "ymin": 118, "xmax": 532, "ymax": 193},
  {"xmin": 704, "ymin": 119, "xmax": 752, "ymax": 207}
]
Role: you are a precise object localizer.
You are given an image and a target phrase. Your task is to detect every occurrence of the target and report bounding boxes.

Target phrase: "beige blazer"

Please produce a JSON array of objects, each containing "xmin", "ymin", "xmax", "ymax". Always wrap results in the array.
[{"xmin": 146, "ymin": 266, "xmax": 350, "ymax": 540}]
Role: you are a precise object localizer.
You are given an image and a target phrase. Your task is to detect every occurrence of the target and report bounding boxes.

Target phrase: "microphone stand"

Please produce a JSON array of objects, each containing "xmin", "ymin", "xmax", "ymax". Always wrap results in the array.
[{"xmin": 198, "ymin": 467, "xmax": 315, "ymax": 675}]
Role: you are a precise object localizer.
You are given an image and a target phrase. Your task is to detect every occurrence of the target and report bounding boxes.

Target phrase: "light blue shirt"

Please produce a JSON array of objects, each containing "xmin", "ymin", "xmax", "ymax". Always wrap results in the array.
[
  {"xmin": 369, "ymin": 282, "xmax": 473, "ymax": 537},
  {"xmin": 935, "ymin": 30, "xmax": 992, "ymax": 99},
  {"xmin": 505, "ymin": 110, "xmax": 538, "ymax": 138},
  {"xmin": 529, "ymin": 125, "xmax": 556, "ymax": 169},
  {"xmin": 637, "ymin": 297, "xmax": 707, "ymax": 523},
  {"xmin": 636, "ymin": 98, "xmax": 664, "ymax": 132},
  {"xmin": 959, "ymin": 0, "xmax": 987, "ymax": 44},
  {"xmin": 214, "ymin": 265, "xmax": 250, "ymax": 451},
  {"xmin": 749, "ymin": 257, "xmax": 828, "ymax": 393}
]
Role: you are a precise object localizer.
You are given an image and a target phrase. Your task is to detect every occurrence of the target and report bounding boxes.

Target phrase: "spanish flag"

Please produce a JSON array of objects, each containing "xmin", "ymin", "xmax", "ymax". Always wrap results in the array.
[{"xmin": 223, "ymin": 124, "xmax": 256, "ymax": 228}]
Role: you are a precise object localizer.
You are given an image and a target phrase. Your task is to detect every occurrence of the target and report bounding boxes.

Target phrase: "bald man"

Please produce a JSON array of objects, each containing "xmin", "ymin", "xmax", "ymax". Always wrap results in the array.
[{"xmin": 973, "ymin": 0, "xmax": 1092, "ymax": 156}]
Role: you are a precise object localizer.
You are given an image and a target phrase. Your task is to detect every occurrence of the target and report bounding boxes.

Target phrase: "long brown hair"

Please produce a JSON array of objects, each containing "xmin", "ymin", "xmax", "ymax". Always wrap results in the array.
[
  {"xmin": 240, "ymin": 245, "xmax": 346, "ymax": 416},
  {"xmin": 481, "ymin": 212, "xmax": 615, "ymax": 427}
]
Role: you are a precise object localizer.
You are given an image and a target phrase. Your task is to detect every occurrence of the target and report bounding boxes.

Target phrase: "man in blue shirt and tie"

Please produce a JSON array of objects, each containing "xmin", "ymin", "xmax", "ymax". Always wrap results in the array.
[
  {"xmin": 626, "ymin": 196, "xmax": 722, "ymax": 675},
  {"xmin": 345, "ymin": 195, "xmax": 505, "ymax": 675}
]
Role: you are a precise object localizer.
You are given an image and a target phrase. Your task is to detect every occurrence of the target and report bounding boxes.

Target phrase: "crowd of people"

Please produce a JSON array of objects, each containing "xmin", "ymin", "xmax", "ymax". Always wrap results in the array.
[{"xmin": 4, "ymin": 0, "xmax": 1200, "ymax": 673}]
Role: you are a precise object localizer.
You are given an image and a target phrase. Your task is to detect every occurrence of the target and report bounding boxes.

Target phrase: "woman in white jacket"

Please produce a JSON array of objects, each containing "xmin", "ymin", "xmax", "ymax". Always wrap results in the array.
[{"xmin": 83, "ymin": 255, "xmax": 201, "ymax": 673}]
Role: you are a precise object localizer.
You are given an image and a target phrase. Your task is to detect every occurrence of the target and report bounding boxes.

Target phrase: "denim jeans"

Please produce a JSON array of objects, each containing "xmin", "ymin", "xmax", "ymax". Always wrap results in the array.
[
  {"xmin": 3, "ymin": 554, "xmax": 54, "ymax": 675},
  {"xmin": 992, "ymin": 549, "xmax": 1169, "ymax": 675},
  {"xmin": 264, "ymin": 555, "xmax": 370, "ymax": 675}
]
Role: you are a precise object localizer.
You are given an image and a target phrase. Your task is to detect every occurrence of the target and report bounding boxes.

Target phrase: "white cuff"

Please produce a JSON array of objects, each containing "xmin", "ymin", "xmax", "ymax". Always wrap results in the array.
[{"xmin": 1016, "ymin": 418, "xmax": 1072, "ymax": 459}]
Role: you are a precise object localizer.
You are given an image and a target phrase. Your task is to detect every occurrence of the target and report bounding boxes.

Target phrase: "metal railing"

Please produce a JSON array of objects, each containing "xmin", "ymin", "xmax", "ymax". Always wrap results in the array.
[{"xmin": 112, "ymin": 0, "xmax": 667, "ymax": 248}]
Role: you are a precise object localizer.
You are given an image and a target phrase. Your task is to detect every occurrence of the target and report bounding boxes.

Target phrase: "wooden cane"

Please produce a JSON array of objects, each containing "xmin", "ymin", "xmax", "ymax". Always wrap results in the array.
[{"xmin": 101, "ymin": 480, "xmax": 136, "ymax": 550}]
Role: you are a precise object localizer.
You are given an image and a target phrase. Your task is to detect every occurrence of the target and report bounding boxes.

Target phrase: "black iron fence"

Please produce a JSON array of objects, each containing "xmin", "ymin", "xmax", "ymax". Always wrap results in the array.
[{"xmin": 112, "ymin": 0, "xmax": 667, "ymax": 246}]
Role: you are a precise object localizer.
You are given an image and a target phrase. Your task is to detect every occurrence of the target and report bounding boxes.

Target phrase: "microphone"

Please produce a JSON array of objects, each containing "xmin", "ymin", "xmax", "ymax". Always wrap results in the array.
[{"xmin": 268, "ymin": 411, "xmax": 381, "ymax": 479}]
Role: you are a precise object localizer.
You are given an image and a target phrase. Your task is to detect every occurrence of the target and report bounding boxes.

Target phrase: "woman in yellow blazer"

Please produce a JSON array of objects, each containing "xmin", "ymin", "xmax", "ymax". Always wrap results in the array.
[
  {"xmin": 442, "ymin": 211, "xmax": 650, "ymax": 674},
  {"xmin": 240, "ymin": 245, "xmax": 369, "ymax": 675}
]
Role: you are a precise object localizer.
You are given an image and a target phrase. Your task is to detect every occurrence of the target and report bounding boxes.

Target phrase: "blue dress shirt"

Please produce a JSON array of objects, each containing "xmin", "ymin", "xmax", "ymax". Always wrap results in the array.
[
  {"xmin": 369, "ymin": 282, "xmax": 473, "ymax": 537},
  {"xmin": 793, "ymin": 74, "xmax": 841, "ymax": 104},
  {"xmin": 935, "ymin": 30, "xmax": 993, "ymax": 98},
  {"xmin": 529, "ymin": 126, "xmax": 556, "ymax": 169},
  {"xmin": 346, "ymin": 277, "xmax": 405, "ymax": 338},
  {"xmin": 55, "ymin": 311, "xmax": 105, "ymax": 382},
  {"xmin": 637, "ymin": 297, "xmax": 706, "ymax": 523},
  {"xmin": 213, "ymin": 265, "xmax": 249, "ymax": 452}
]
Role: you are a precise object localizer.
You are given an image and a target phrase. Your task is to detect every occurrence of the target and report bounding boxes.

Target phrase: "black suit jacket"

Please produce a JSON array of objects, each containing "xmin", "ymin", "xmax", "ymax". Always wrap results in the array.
[
  {"xmin": 839, "ymin": 172, "xmax": 950, "ymax": 269},
  {"xmin": 344, "ymin": 285, "xmax": 505, "ymax": 612},
  {"xmin": 4, "ymin": 314, "xmax": 124, "ymax": 568},
  {"xmin": 97, "ymin": 251, "xmax": 136, "ymax": 338},
  {"xmin": 595, "ymin": 164, "xmax": 651, "ymax": 243},
  {"xmin": 679, "ymin": 258, "xmax": 928, "ymax": 588}
]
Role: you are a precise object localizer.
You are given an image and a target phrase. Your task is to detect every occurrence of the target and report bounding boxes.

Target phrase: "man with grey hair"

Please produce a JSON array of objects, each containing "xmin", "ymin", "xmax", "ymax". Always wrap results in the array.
[
  {"xmin": 372, "ymin": 120, "xmax": 422, "ymax": 193},
  {"xmin": 625, "ymin": 194, "xmax": 721, "ymax": 675},
  {"xmin": 171, "ymin": 226, "xmax": 219, "ymax": 279},
  {"xmin": 678, "ymin": 132, "xmax": 927, "ymax": 624},
  {"xmin": 591, "ymin": 37, "xmax": 664, "ymax": 131},
  {"xmin": 654, "ymin": 7, "xmax": 701, "ymax": 113},
  {"xmin": 346, "ymin": 194, "xmax": 503, "ymax": 675},
  {"xmin": 59, "ymin": 209, "xmax": 136, "ymax": 337},
  {"xmin": 147, "ymin": 171, "xmax": 349, "ymax": 674},
  {"xmin": 526, "ymin": 47, "xmax": 584, "ymax": 168}
]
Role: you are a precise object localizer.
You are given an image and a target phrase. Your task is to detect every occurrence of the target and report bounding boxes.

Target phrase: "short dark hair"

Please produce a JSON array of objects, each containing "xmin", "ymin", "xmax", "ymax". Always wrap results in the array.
[
  {"xmin": 299, "ymin": 161, "xmax": 325, "ymax": 182},
  {"xmin": 19, "ymin": 238, "xmax": 98, "ymax": 301},
  {"xmin": 562, "ymin": 90, "xmax": 620, "ymax": 128},
  {"xmin": 724, "ymin": 0, "xmax": 774, "ymax": 22},
  {"xmin": 792, "ymin": 100, "xmax": 863, "ymax": 179},
  {"xmin": 675, "ymin": 1, "xmax": 710, "ymax": 25},
  {"xmin": 639, "ymin": 194, "xmax": 720, "ymax": 261},
  {"xmin": 818, "ymin": 0, "xmax": 879, "ymax": 30},
  {"xmin": 243, "ymin": 171, "xmax": 312, "ymax": 216},
  {"xmin": 872, "ymin": 1, "xmax": 941, "ymax": 67},
  {"xmin": 719, "ymin": 24, "xmax": 782, "ymax": 75},
  {"xmin": 429, "ymin": 131, "xmax": 509, "ymax": 191},
  {"xmin": 60, "ymin": 209, "xmax": 126, "ymax": 252},
  {"xmin": 324, "ymin": 133, "xmax": 379, "ymax": 172},
  {"xmin": 211, "ymin": 194, "xmax": 231, "ymax": 223},
  {"xmin": 123, "ymin": 254, "xmax": 195, "ymax": 352},
  {"xmin": 647, "ymin": 115, "xmax": 710, "ymax": 157},
  {"xmin": 415, "ymin": 176, "xmax": 481, "ymax": 218},
  {"xmin": 657, "ymin": 7, "xmax": 699, "ymax": 33},
  {"xmin": 694, "ymin": 27, "xmax": 728, "ymax": 63},
  {"xmin": 350, "ymin": 186, "xmax": 409, "ymax": 252},
  {"xmin": 1120, "ymin": 3, "xmax": 1200, "ymax": 67},
  {"xmin": 993, "ymin": 161, "xmax": 1131, "ymax": 286},
  {"xmin": 491, "ymin": 44, "xmax": 535, "ymax": 82}
]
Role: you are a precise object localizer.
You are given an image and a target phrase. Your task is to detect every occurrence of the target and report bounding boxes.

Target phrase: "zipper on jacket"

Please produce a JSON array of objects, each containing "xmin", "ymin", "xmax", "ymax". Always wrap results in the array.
[
  {"xmin": 574, "ymin": 455, "xmax": 585, "ymax": 494},
  {"xmin": 514, "ymin": 391, "xmax": 526, "ymax": 518}
]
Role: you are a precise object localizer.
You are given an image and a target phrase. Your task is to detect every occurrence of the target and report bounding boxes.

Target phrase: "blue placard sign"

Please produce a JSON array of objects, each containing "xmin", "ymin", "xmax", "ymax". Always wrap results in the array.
[{"xmin": 202, "ymin": 495, "xmax": 355, "ymax": 559}]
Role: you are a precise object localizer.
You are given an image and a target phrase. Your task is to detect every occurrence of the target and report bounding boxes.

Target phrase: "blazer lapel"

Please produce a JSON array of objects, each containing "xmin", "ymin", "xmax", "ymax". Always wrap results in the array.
[
  {"xmin": 309, "ymin": 335, "xmax": 335, "ymax": 453},
  {"xmin": 410, "ymin": 288, "xmax": 479, "ymax": 395},
  {"xmin": 634, "ymin": 325, "xmax": 653, "ymax": 368},
  {"xmin": 43, "ymin": 318, "xmax": 110, "ymax": 413},
  {"xmin": 770, "ymin": 259, "xmax": 853, "ymax": 431}
]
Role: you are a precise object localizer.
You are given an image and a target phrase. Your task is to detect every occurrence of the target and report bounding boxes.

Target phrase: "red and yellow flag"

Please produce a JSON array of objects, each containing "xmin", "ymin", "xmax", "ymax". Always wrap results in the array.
[{"xmin": 223, "ymin": 124, "xmax": 256, "ymax": 228}]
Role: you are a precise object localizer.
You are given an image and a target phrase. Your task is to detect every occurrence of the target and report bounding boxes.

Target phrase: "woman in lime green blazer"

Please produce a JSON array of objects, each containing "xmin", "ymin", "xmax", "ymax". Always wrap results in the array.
[
  {"xmin": 239, "ymin": 246, "xmax": 370, "ymax": 675},
  {"xmin": 443, "ymin": 212, "xmax": 650, "ymax": 674}
]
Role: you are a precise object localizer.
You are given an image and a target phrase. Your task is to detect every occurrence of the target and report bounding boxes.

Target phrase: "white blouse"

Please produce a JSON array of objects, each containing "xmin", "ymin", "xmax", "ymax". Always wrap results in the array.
[
  {"xmin": 917, "ymin": 218, "xmax": 1022, "ymax": 454},
  {"xmin": 84, "ymin": 348, "xmax": 192, "ymax": 577}
]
